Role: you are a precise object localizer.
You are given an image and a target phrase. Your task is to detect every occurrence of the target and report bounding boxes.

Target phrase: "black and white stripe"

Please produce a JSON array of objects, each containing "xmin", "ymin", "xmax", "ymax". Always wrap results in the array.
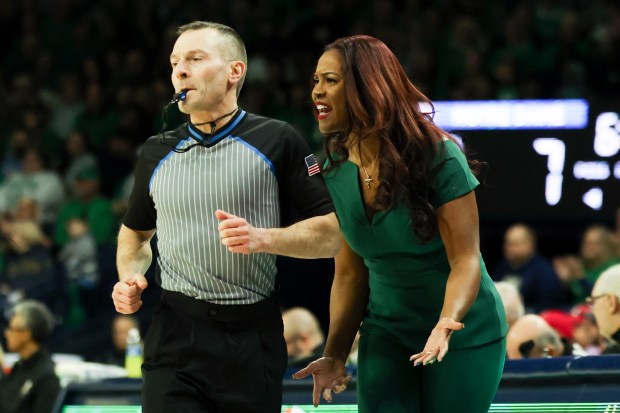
[{"xmin": 152, "ymin": 136, "xmax": 279, "ymax": 304}]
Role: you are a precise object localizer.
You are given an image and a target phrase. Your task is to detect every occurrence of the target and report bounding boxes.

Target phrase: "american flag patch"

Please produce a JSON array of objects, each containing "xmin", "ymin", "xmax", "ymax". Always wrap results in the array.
[{"xmin": 305, "ymin": 154, "xmax": 320, "ymax": 176}]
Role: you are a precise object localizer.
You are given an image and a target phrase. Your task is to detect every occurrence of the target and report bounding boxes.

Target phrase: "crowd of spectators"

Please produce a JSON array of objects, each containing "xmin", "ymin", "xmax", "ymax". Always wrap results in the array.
[
  {"xmin": 494, "ymin": 223, "xmax": 620, "ymax": 358},
  {"xmin": 1, "ymin": 0, "xmax": 619, "ymax": 360}
]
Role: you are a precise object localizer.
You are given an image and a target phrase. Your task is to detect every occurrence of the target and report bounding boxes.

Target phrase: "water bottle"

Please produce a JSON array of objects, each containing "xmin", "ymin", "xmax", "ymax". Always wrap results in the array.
[{"xmin": 125, "ymin": 327, "xmax": 143, "ymax": 378}]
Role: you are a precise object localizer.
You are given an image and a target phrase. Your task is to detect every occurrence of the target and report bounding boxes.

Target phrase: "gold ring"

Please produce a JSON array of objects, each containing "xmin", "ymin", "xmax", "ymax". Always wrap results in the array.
[{"xmin": 426, "ymin": 351, "xmax": 432, "ymax": 355}]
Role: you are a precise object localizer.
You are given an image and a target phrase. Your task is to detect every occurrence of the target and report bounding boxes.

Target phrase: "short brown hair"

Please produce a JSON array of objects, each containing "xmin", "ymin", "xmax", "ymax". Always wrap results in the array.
[{"xmin": 177, "ymin": 21, "xmax": 247, "ymax": 96}]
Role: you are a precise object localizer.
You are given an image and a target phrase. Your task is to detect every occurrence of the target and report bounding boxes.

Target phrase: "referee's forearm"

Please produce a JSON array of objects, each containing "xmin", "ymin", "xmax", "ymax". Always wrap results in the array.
[
  {"xmin": 262, "ymin": 213, "xmax": 341, "ymax": 258},
  {"xmin": 116, "ymin": 224, "xmax": 155, "ymax": 280}
]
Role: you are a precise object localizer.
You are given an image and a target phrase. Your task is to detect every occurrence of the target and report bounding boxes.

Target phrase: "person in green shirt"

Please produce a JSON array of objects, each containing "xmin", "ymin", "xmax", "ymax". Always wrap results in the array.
[
  {"xmin": 293, "ymin": 35, "xmax": 507, "ymax": 413},
  {"xmin": 554, "ymin": 225, "xmax": 619, "ymax": 304},
  {"xmin": 53, "ymin": 166, "xmax": 116, "ymax": 247}
]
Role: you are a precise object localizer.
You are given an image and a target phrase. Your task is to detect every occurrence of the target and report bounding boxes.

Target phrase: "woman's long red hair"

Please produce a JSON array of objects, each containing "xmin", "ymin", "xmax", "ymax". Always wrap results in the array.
[{"xmin": 322, "ymin": 35, "xmax": 473, "ymax": 243}]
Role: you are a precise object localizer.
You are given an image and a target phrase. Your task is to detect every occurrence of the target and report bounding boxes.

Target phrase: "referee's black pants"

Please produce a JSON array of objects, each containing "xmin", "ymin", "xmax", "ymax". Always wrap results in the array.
[{"xmin": 142, "ymin": 290, "xmax": 287, "ymax": 413}]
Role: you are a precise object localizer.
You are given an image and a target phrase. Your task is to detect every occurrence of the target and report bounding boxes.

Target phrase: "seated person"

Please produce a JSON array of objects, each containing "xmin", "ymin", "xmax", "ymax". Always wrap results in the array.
[
  {"xmin": 53, "ymin": 166, "xmax": 116, "ymax": 247},
  {"xmin": 494, "ymin": 223, "xmax": 571, "ymax": 312},
  {"xmin": 554, "ymin": 225, "xmax": 619, "ymax": 304},
  {"xmin": 570, "ymin": 304, "xmax": 603, "ymax": 355},
  {"xmin": 0, "ymin": 300, "xmax": 60, "ymax": 413},
  {"xmin": 506, "ymin": 314, "xmax": 565, "ymax": 359},
  {"xmin": 95, "ymin": 314, "xmax": 140, "ymax": 367},
  {"xmin": 1, "ymin": 221, "xmax": 56, "ymax": 310},
  {"xmin": 540, "ymin": 306, "xmax": 604, "ymax": 356},
  {"xmin": 0, "ymin": 149, "xmax": 65, "ymax": 228},
  {"xmin": 282, "ymin": 307, "xmax": 324, "ymax": 368},
  {"xmin": 590, "ymin": 263, "xmax": 620, "ymax": 354}
]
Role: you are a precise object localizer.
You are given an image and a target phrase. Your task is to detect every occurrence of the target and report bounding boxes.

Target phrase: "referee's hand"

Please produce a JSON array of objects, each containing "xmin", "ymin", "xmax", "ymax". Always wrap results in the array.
[
  {"xmin": 216, "ymin": 209, "xmax": 265, "ymax": 254},
  {"xmin": 112, "ymin": 274, "xmax": 148, "ymax": 314}
]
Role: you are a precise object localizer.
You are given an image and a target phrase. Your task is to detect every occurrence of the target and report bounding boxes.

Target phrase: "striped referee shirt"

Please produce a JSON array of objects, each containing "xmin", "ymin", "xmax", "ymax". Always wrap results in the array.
[{"xmin": 123, "ymin": 110, "xmax": 335, "ymax": 305}]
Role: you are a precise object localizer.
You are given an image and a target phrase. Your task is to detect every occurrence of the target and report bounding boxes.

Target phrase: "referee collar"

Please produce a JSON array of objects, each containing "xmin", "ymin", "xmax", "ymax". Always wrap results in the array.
[{"xmin": 186, "ymin": 109, "xmax": 247, "ymax": 148}]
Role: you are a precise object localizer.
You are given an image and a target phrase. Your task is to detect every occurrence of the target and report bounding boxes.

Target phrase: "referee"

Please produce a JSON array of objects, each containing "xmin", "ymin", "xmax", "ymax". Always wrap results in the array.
[{"xmin": 111, "ymin": 21, "xmax": 341, "ymax": 413}]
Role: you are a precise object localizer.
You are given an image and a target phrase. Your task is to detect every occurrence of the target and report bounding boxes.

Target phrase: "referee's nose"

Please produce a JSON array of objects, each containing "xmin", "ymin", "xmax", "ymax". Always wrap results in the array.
[{"xmin": 174, "ymin": 60, "xmax": 190, "ymax": 80}]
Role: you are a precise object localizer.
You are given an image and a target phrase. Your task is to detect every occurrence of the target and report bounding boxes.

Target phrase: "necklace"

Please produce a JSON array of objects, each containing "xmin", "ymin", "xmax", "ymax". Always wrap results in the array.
[{"xmin": 355, "ymin": 145, "xmax": 380, "ymax": 189}]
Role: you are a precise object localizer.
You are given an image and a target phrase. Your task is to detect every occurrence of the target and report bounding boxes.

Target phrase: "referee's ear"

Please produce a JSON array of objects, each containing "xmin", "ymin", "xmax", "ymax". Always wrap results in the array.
[{"xmin": 229, "ymin": 60, "xmax": 245, "ymax": 90}]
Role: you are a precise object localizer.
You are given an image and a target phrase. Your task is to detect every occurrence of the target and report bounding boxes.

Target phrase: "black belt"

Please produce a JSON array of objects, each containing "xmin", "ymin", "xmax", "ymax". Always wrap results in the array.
[{"xmin": 161, "ymin": 289, "xmax": 280, "ymax": 327}]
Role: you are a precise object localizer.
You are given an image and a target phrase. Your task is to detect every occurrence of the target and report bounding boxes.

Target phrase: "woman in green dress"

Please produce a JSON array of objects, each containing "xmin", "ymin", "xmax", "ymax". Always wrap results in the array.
[{"xmin": 293, "ymin": 35, "xmax": 508, "ymax": 413}]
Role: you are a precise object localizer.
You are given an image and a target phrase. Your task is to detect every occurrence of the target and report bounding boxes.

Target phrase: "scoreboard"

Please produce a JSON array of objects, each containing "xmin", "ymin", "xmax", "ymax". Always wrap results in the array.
[{"xmin": 430, "ymin": 99, "xmax": 620, "ymax": 222}]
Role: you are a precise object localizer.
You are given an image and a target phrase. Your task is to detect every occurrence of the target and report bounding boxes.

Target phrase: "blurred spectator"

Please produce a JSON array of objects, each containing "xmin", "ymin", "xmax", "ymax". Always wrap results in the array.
[
  {"xmin": 539, "ymin": 307, "xmax": 602, "ymax": 356},
  {"xmin": 40, "ymin": 73, "xmax": 85, "ymax": 140},
  {"xmin": 97, "ymin": 131, "xmax": 136, "ymax": 199},
  {"xmin": 13, "ymin": 198, "xmax": 42, "ymax": 225},
  {"xmin": 53, "ymin": 166, "xmax": 116, "ymax": 247},
  {"xmin": 581, "ymin": 225, "xmax": 619, "ymax": 277},
  {"xmin": 57, "ymin": 131, "xmax": 98, "ymax": 197},
  {"xmin": 570, "ymin": 304, "xmax": 603, "ymax": 355},
  {"xmin": 539, "ymin": 309, "xmax": 580, "ymax": 343},
  {"xmin": 506, "ymin": 314, "xmax": 565, "ymax": 359},
  {"xmin": 19, "ymin": 102, "xmax": 62, "ymax": 162},
  {"xmin": 589, "ymin": 263, "xmax": 620, "ymax": 354},
  {"xmin": 0, "ymin": 149, "xmax": 65, "ymax": 227},
  {"xmin": 59, "ymin": 219, "xmax": 99, "ymax": 290},
  {"xmin": 554, "ymin": 225, "xmax": 620, "ymax": 304},
  {"xmin": 493, "ymin": 223, "xmax": 571, "ymax": 312},
  {"xmin": 493, "ymin": 57, "xmax": 519, "ymax": 99},
  {"xmin": 282, "ymin": 307, "xmax": 325, "ymax": 368},
  {"xmin": 58, "ymin": 218, "xmax": 99, "ymax": 323},
  {"xmin": 94, "ymin": 314, "xmax": 140, "ymax": 367},
  {"xmin": 1, "ymin": 128, "xmax": 30, "ymax": 181},
  {"xmin": 494, "ymin": 281, "xmax": 525, "ymax": 329},
  {"xmin": 0, "ymin": 221, "xmax": 56, "ymax": 312},
  {"xmin": 0, "ymin": 300, "xmax": 60, "ymax": 413}
]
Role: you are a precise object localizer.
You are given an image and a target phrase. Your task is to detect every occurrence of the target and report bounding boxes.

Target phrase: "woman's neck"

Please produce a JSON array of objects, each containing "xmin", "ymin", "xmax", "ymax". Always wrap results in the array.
[{"xmin": 347, "ymin": 133, "xmax": 381, "ymax": 165}]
